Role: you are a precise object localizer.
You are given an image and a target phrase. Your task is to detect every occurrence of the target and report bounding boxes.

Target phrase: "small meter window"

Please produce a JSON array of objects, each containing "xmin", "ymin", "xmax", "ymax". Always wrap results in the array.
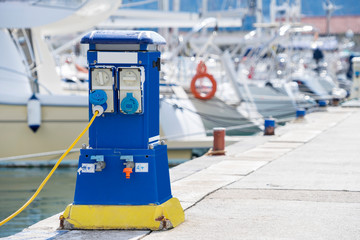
[
  {"xmin": 91, "ymin": 68, "xmax": 113, "ymax": 89},
  {"xmin": 119, "ymin": 68, "xmax": 142, "ymax": 114},
  {"xmin": 121, "ymin": 69, "xmax": 140, "ymax": 87}
]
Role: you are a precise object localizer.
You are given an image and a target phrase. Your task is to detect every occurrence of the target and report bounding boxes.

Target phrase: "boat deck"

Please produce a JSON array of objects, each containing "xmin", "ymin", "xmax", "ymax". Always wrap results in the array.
[{"xmin": 5, "ymin": 106, "xmax": 360, "ymax": 239}]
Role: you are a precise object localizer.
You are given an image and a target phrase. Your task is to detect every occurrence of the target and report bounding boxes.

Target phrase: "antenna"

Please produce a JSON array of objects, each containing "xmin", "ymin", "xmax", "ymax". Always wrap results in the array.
[{"xmin": 323, "ymin": 0, "xmax": 342, "ymax": 35}]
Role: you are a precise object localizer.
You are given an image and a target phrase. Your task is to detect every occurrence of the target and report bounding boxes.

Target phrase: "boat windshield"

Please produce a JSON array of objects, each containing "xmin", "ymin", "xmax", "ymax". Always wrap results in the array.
[{"xmin": 5, "ymin": 0, "xmax": 87, "ymax": 10}]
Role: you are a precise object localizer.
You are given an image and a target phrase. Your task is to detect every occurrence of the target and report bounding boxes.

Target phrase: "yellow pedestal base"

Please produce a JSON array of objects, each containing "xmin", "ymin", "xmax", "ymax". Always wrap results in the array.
[{"xmin": 60, "ymin": 198, "xmax": 184, "ymax": 230}]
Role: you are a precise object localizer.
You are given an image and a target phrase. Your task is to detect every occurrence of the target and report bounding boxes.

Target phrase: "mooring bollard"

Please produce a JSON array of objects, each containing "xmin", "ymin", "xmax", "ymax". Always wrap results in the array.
[
  {"xmin": 212, "ymin": 127, "xmax": 225, "ymax": 155},
  {"xmin": 332, "ymin": 98, "xmax": 340, "ymax": 106},
  {"xmin": 296, "ymin": 108, "xmax": 306, "ymax": 119},
  {"xmin": 264, "ymin": 118, "xmax": 275, "ymax": 135},
  {"xmin": 318, "ymin": 100, "xmax": 327, "ymax": 107}
]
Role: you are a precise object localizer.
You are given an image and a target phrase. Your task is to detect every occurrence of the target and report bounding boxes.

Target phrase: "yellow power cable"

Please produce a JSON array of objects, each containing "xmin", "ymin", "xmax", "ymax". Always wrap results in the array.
[{"xmin": 0, "ymin": 110, "xmax": 99, "ymax": 227}]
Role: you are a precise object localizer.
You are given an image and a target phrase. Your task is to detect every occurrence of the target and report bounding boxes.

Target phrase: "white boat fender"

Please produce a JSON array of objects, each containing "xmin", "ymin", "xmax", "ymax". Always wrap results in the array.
[{"xmin": 27, "ymin": 94, "xmax": 41, "ymax": 133}]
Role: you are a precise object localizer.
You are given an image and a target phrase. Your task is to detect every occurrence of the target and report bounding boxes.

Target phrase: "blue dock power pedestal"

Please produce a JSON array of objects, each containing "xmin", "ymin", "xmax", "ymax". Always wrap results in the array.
[{"xmin": 61, "ymin": 31, "xmax": 184, "ymax": 230}]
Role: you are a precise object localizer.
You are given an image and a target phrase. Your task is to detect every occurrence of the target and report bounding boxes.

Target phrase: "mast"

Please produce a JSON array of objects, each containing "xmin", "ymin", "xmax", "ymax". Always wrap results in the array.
[
  {"xmin": 325, "ymin": 0, "xmax": 332, "ymax": 35},
  {"xmin": 256, "ymin": 0, "xmax": 263, "ymax": 37}
]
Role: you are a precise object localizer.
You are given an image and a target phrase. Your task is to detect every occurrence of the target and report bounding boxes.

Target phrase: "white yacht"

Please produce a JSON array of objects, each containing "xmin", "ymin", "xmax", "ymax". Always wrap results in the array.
[{"xmin": 0, "ymin": 0, "xmax": 207, "ymax": 164}]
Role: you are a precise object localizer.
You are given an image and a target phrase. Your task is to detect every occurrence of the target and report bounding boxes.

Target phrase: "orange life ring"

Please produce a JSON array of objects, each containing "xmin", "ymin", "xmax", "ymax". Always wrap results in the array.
[
  {"xmin": 196, "ymin": 61, "xmax": 207, "ymax": 74},
  {"xmin": 190, "ymin": 72, "xmax": 217, "ymax": 100}
]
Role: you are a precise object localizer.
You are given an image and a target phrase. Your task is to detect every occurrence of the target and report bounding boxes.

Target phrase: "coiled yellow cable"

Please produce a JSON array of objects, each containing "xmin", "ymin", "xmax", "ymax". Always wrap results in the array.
[{"xmin": 0, "ymin": 110, "xmax": 99, "ymax": 227}]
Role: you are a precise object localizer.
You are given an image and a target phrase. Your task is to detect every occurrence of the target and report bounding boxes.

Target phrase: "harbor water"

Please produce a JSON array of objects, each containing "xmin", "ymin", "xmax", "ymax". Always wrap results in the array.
[
  {"xmin": 0, "ymin": 157, "xmax": 188, "ymax": 238},
  {"xmin": 0, "ymin": 167, "xmax": 77, "ymax": 238}
]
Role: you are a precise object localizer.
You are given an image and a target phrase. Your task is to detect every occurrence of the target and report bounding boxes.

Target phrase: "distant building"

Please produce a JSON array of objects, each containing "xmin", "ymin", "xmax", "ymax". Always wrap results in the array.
[
  {"xmin": 301, "ymin": 16, "xmax": 360, "ymax": 34},
  {"xmin": 300, "ymin": 0, "xmax": 360, "ymax": 34},
  {"xmin": 262, "ymin": 0, "xmax": 360, "ymax": 34}
]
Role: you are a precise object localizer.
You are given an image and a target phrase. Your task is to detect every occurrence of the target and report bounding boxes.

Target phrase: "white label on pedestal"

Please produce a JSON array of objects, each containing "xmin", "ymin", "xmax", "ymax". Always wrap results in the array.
[
  {"xmin": 78, "ymin": 163, "xmax": 95, "ymax": 174},
  {"xmin": 135, "ymin": 163, "xmax": 148, "ymax": 172},
  {"xmin": 98, "ymin": 52, "xmax": 137, "ymax": 64}
]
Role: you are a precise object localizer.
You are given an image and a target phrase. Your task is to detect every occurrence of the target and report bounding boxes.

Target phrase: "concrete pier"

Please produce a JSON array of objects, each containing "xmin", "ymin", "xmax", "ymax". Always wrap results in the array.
[{"xmin": 5, "ymin": 107, "xmax": 360, "ymax": 239}]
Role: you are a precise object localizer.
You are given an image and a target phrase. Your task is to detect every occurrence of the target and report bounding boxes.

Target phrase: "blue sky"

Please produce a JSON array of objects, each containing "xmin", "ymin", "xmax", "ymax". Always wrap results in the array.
[
  {"xmin": 121, "ymin": 0, "xmax": 360, "ymax": 30},
  {"xmin": 122, "ymin": 0, "xmax": 360, "ymax": 16}
]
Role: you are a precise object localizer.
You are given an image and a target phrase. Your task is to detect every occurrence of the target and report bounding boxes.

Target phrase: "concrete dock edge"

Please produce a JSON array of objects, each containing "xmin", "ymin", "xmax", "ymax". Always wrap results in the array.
[{"xmin": 4, "ymin": 107, "xmax": 360, "ymax": 240}]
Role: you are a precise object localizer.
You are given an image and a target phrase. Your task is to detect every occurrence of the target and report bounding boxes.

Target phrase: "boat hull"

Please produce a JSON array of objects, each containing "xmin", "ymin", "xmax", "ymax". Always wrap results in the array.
[
  {"xmin": 0, "ymin": 104, "xmax": 88, "ymax": 160},
  {"xmin": 189, "ymin": 96, "xmax": 261, "ymax": 136}
]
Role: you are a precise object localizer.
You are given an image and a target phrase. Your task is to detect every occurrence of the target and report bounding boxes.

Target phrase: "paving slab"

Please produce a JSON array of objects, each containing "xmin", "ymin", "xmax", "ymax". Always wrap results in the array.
[
  {"xmin": 143, "ymin": 190, "xmax": 360, "ymax": 240},
  {"xmin": 144, "ymin": 108, "xmax": 360, "ymax": 240},
  {"xmin": 228, "ymin": 110, "xmax": 360, "ymax": 192},
  {"xmin": 171, "ymin": 170, "xmax": 240, "ymax": 203},
  {"xmin": 169, "ymin": 156, "xmax": 220, "ymax": 182},
  {"xmin": 235, "ymin": 147, "xmax": 293, "ymax": 160},
  {"xmin": 258, "ymin": 142, "xmax": 303, "ymax": 149},
  {"xmin": 210, "ymin": 189, "xmax": 360, "ymax": 203},
  {"xmin": 171, "ymin": 158, "xmax": 268, "ymax": 208},
  {"xmin": 177, "ymin": 201, "xmax": 193, "ymax": 210},
  {"xmin": 270, "ymin": 129, "xmax": 322, "ymax": 143},
  {"xmin": 225, "ymin": 136, "xmax": 271, "ymax": 157},
  {"xmin": 170, "ymin": 135, "xmax": 271, "ymax": 182},
  {"xmin": 204, "ymin": 160, "xmax": 268, "ymax": 175}
]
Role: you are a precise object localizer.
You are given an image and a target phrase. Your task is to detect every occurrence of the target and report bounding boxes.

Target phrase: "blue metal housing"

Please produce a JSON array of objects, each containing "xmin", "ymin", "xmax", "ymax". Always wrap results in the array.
[
  {"xmin": 318, "ymin": 100, "xmax": 327, "ymax": 107},
  {"xmin": 264, "ymin": 118, "xmax": 275, "ymax": 128},
  {"xmin": 296, "ymin": 109, "xmax": 306, "ymax": 118},
  {"xmin": 74, "ymin": 31, "xmax": 172, "ymax": 206},
  {"xmin": 74, "ymin": 146, "xmax": 171, "ymax": 205},
  {"xmin": 81, "ymin": 30, "xmax": 166, "ymax": 45},
  {"xmin": 87, "ymin": 51, "xmax": 160, "ymax": 149}
]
